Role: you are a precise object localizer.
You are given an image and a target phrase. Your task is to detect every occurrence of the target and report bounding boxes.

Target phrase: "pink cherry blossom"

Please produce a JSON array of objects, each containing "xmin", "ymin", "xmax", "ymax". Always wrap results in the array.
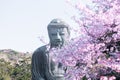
[{"xmin": 49, "ymin": 0, "xmax": 120, "ymax": 79}]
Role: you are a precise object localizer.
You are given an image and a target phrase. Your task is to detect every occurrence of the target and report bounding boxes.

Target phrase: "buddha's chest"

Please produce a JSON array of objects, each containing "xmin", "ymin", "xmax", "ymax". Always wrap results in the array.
[
  {"xmin": 50, "ymin": 58, "xmax": 65, "ymax": 76},
  {"xmin": 46, "ymin": 48, "xmax": 65, "ymax": 76}
]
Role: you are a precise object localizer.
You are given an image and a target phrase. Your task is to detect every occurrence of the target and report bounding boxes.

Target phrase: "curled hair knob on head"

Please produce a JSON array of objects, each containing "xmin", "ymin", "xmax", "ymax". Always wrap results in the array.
[
  {"xmin": 47, "ymin": 18, "xmax": 70, "ymax": 35},
  {"xmin": 48, "ymin": 18, "xmax": 69, "ymax": 28}
]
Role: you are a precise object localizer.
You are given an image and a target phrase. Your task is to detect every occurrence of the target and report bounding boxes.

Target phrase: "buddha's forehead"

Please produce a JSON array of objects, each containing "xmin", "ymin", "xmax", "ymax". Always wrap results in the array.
[{"xmin": 48, "ymin": 27, "xmax": 66, "ymax": 33}]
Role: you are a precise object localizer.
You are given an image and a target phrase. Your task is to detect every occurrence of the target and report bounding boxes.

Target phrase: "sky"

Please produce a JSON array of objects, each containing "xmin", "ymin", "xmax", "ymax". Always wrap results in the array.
[{"xmin": 0, "ymin": 0, "xmax": 90, "ymax": 52}]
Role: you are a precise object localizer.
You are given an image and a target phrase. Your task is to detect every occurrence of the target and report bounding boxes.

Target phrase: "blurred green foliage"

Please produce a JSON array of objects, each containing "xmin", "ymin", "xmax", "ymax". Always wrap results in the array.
[{"xmin": 0, "ymin": 57, "xmax": 31, "ymax": 80}]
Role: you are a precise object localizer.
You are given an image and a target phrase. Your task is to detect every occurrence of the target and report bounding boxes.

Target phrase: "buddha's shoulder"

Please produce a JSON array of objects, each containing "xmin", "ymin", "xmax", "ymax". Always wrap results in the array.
[{"xmin": 33, "ymin": 44, "xmax": 50, "ymax": 55}]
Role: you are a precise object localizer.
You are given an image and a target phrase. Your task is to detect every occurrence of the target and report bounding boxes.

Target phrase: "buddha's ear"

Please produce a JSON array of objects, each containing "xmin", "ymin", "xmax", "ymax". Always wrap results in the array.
[{"xmin": 67, "ymin": 31, "xmax": 70, "ymax": 39}]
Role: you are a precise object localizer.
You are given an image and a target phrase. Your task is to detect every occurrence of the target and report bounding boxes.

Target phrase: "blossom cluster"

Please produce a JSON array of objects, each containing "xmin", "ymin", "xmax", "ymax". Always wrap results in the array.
[{"xmin": 51, "ymin": 0, "xmax": 120, "ymax": 80}]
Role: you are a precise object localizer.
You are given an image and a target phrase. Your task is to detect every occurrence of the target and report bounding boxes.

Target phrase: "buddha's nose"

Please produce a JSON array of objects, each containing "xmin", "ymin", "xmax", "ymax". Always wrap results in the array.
[{"xmin": 56, "ymin": 33, "xmax": 61, "ymax": 41}]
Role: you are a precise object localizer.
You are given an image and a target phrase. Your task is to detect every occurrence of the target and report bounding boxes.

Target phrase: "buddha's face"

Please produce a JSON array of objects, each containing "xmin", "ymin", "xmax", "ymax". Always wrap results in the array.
[{"xmin": 48, "ymin": 27, "xmax": 69, "ymax": 48}]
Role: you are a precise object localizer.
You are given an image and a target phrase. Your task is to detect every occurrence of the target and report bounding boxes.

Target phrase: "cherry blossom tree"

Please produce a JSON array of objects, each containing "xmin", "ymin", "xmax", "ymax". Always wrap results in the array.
[{"xmin": 50, "ymin": 0, "xmax": 120, "ymax": 80}]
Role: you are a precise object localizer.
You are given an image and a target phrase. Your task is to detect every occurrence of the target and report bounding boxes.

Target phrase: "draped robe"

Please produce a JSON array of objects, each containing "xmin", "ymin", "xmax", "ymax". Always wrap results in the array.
[{"xmin": 31, "ymin": 45, "xmax": 65, "ymax": 80}]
